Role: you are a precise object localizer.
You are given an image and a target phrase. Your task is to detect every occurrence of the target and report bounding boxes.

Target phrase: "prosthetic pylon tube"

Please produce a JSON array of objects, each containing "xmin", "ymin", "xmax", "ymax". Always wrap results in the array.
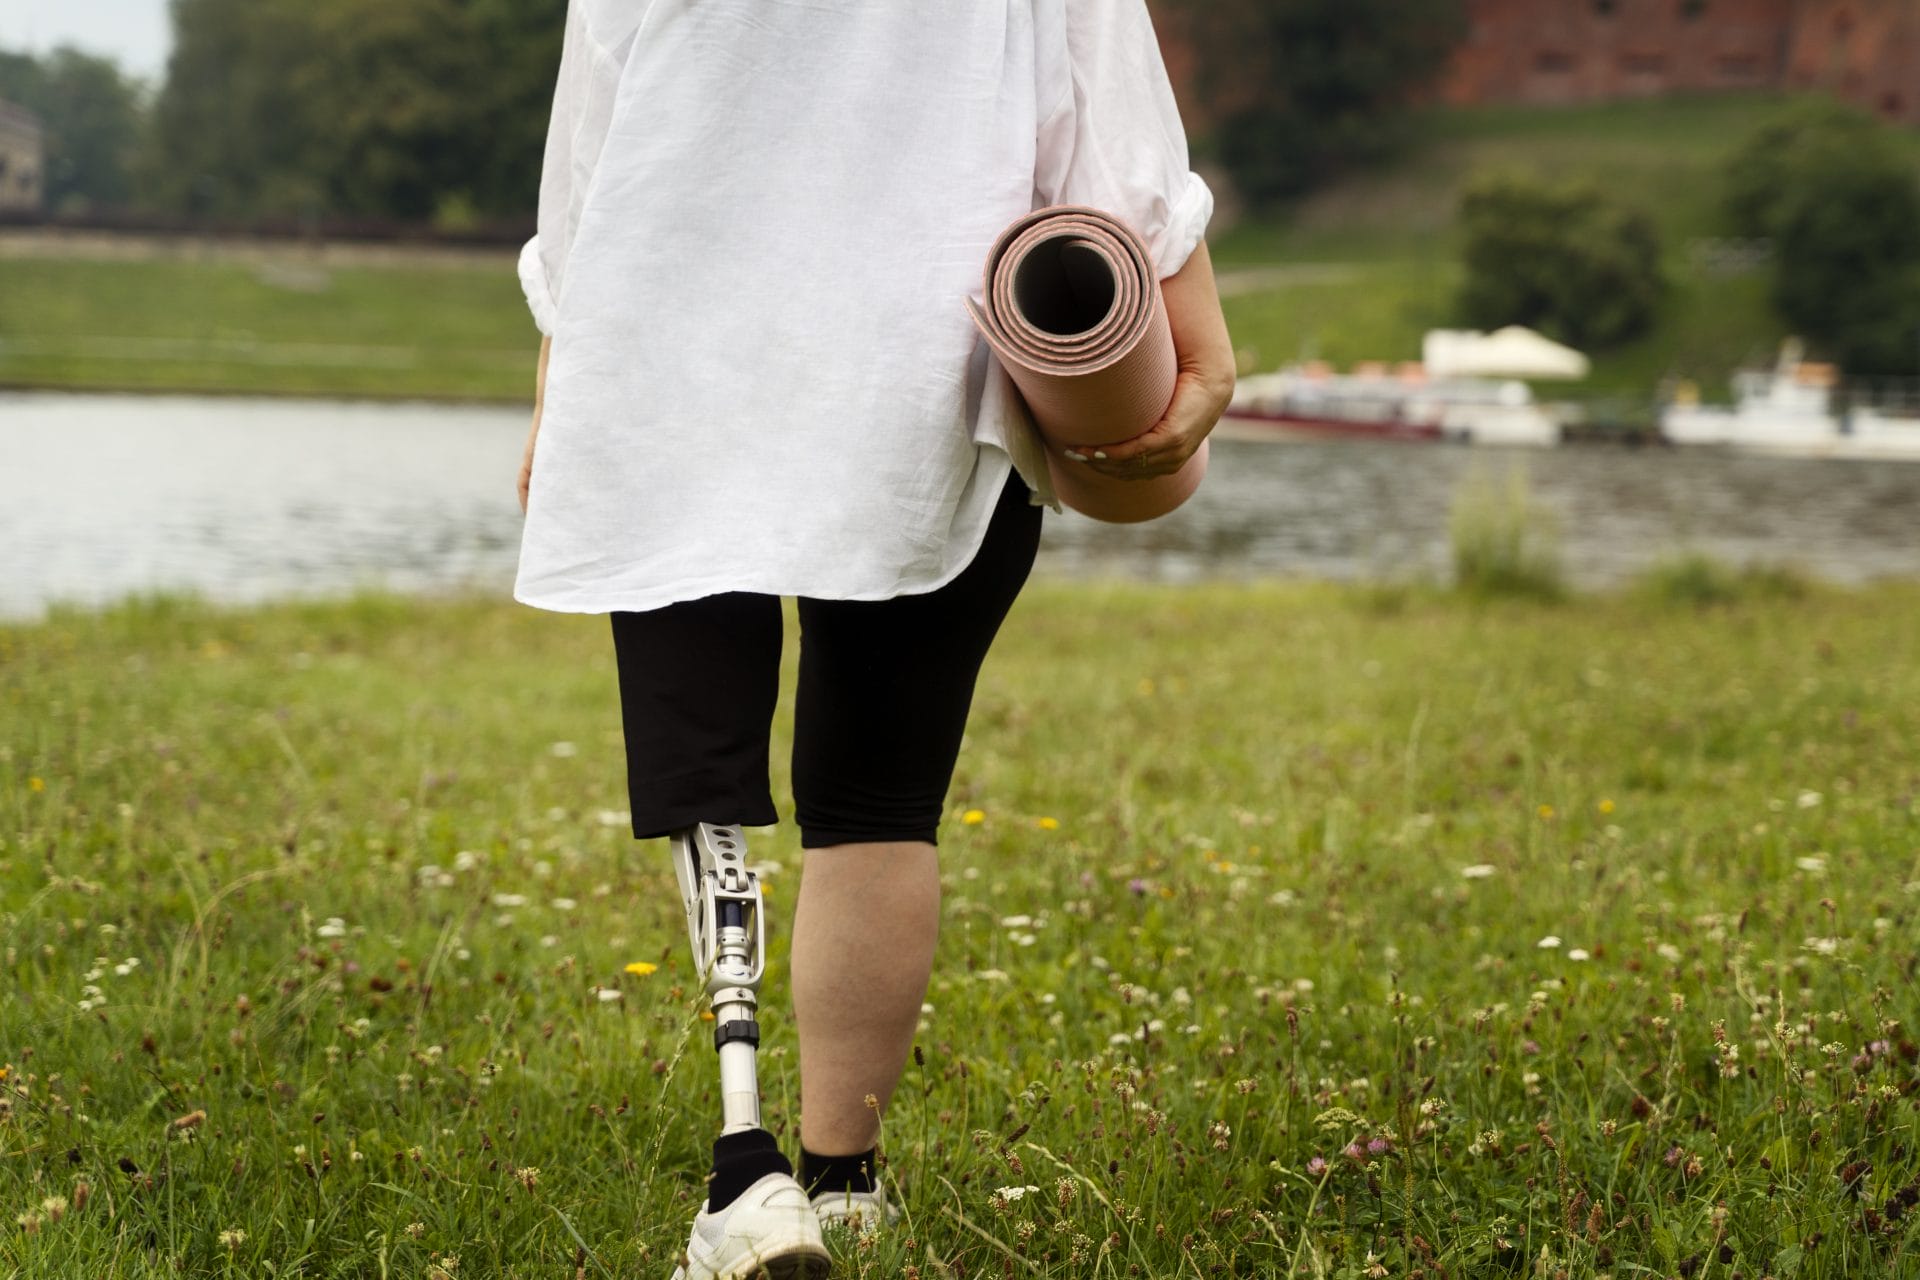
[{"xmin": 669, "ymin": 823, "xmax": 767, "ymax": 1134}]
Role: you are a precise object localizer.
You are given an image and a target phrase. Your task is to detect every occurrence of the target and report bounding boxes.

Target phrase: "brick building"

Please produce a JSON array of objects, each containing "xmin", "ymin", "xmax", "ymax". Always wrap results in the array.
[
  {"xmin": 1441, "ymin": 0, "xmax": 1920, "ymax": 125},
  {"xmin": 0, "ymin": 98, "xmax": 44, "ymax": 210}
]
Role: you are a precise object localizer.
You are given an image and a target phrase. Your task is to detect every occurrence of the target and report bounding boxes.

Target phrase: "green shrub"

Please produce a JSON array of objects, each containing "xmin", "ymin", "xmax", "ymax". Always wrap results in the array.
[
  {"xmin": 1722, "ymin": 101, "xmax": 1920, "ymax": 376},
  {"xmin": 1448, "ymin": 462, "xmax": 1565, "ymax": 601},
  {"xmin": 1636, "ymin": 552, "xmax": 1813, "ymax": 606},
  {"xmin": 1455, "ymin": 172, "xmax": 1666, "ymax": 350}
]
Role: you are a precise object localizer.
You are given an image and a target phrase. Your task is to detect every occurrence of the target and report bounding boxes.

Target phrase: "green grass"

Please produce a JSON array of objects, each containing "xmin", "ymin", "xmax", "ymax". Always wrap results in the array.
[
  {"xmin": 0, "ymin": 256, "xmax": 538, "ymax": 401},
  {"xmin": 4, "ymin": 582, "xmax": 1918, "ymax": 1277}
]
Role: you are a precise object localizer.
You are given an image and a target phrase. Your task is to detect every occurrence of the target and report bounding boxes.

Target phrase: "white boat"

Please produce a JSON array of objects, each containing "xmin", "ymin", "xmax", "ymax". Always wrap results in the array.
[
  {"xmin": 1661, "ymin": 340, "xmax": 1920, "ymax": 461},
  {"xmin": 1223, "ymin": 327, "xmax": 1580, "ymax": 448}
]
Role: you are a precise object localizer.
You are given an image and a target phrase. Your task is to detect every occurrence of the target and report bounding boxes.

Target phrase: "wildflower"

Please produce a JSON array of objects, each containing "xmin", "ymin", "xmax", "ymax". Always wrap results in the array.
[
  {"xmin": 1796, "ymin": 790, "xmax": 1822, "ymax": 809},
  {"xmin": 1597, "ymin": 798, "xmax": 1615, "ymax": 814},
  {"xmin": 113, "ymin": 957, "xmax": 141, "ymax": 976},
  {"xmin": 218, "ymin": 1228, "xmax": 246, "ymax": 1249},
  {"xmin": 1127, "ymin": 878, "xmax": 1149, "ymax": 896},
  {"xmin": 999, "ymin": 915, "xmax": 1033, "ymax": 928},
  {"xmin": 549, "ymin": 741, "xmax": 578, "ymax": 757},
  {"xmin": 28, "ymin": 777, "xmax": 44, "ymax": 792},
  {"xmin": 172, "ymin": 1110, "xmax": 206, "ymax": 1130},
  {"xmin": 1342, "ymin": 1140, "xmax": 1366, "ymax": 1161},
  {"xmin": 1036, "ymin": 816, "xmax": 1059, "ymax": 831},
  {"xmin": 1461, "ymin": 864, "xmax": 1496, "ymax": 879},
  {"xmin": 961, "ymin": 809, "xmax": 985, "ymax": 825},
  {"xmin": 490, "ymin": 893, "xmax": 528, "ymax": 908},
  {"xmin": 516, "ymin": 1166, "xmax": 540, "ymax": 1192},
  {"xmin": 1537, "ymin": 804, "xmax": 1555, "ymax": 820},
  {"xmin": 40, "ymin": 1195, "xmax": 67, "ymax": 1223},
  {"xmin": 1567, "ymin": 948, "xmax": 1590, "ymax": 962},
  {"xmin": 315, "ymin": 917, "xmax": 347, "ymax": 939},
  {"xmin": 550, "ymin": 897, "xmax": 577, "ymax": 911},
  {"xmin": 623, "ymin": 961, "xmax": 659, "ymax": 976},
  {"xmin": 596, "ymin": 988, "xmax": 623, "ymax": 1003},
  {"xmin": 1795, "ymin": 855, "xmax": 1827, "ymax": 873},
  {"xmin": 1536, "ymin": 935, "xmax": 1561, "ymax": 949},
  {"xmin": 1305, "ymin": 1156, "xmax": 1328, "ymax": 1176}
]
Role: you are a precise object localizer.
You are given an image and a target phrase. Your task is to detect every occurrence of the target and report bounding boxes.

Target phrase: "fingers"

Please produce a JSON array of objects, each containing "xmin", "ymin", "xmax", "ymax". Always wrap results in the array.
[{"xmin": 1063, "ymin": 374, "xmax": 1219, "ymax": 480}]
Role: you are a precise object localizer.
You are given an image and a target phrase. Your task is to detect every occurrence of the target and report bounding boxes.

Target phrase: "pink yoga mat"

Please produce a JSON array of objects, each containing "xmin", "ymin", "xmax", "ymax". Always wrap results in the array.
[{"xmin": 968, "ymin": 205, "xmax": 1207, "ymax": 523}]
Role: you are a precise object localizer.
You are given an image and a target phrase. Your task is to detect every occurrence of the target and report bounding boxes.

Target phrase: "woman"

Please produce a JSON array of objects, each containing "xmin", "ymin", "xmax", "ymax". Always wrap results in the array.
[{"xmin": 514, "ymin": 2, "xmax": 1231, "ymax": 1276}]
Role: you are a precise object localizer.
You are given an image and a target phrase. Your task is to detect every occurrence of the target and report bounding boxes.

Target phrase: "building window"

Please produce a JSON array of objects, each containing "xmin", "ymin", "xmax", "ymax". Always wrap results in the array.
[
  {"xmin": 1717, "ymin": 54, "xmax": 1762, "ymax": 79},
  {"xmin": 1622, "ymin": 53, "xmax": 1669, "ymax": 73},
  {"xmin": 1882, "ymin": 91, "xmax": 1905, "ymax": 117},
  {"xmin": 1536, "ymin": 51, "xmax": 1577, "ymax": 73},
  {"xmin": 1681, "ymin": 0, "xmax": 1708, "ymax": 18},
  {"xmin": 1594, "ymin": 0, "xmax": 1617, "ymax": 14}
]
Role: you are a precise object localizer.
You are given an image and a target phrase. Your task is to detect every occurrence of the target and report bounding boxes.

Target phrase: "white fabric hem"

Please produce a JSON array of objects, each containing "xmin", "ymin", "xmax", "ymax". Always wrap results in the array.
[
  {"xmin": 512, "ymin": 449, "xmax": 1019, "ymax": 615},
  {"xmin": 517, "ymin": 234, "xmax": 558, "ymax": 337}
]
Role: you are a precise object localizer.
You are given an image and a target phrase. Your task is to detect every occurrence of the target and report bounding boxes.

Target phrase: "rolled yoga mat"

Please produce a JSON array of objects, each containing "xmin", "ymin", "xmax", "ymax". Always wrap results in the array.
[{"xmin": 968, "ymin": 205, "xmax": 1208, "ymax": 524}]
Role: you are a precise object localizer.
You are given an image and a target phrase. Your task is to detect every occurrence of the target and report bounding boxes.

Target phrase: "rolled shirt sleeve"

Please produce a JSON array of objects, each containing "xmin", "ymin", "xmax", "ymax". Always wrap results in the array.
[
  {"xmin": 519, "ymin": 3, "xmax": 601, "ymax": 338},
  {"xmin": 1033, "ymin": 0, "xmax": 1214, "ymax": 280}
]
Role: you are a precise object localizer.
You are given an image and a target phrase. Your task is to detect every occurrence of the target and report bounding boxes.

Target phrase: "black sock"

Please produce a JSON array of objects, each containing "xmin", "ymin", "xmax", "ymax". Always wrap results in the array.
[
  {"xmin": 707, "ymin": 1128, "xmax": 792, "ymax": 1213},
  {"xmin": 799, "ymin": 1145, "xmax": 877, "ymax": 1196}
]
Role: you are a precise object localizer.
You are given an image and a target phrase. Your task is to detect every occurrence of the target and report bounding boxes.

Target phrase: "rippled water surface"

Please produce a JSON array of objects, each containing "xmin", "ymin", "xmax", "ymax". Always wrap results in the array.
[{"xmin": 5, "ymin": 391, "xmax": 1918, "ymax": 621}]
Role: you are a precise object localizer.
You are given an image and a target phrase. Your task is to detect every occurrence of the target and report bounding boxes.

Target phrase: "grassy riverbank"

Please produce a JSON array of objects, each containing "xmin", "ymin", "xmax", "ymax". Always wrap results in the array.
[
  {"xmin": 12, "ymin": 96, "xmax": 1916, "ymax": 406},
  {"xmin": 4, "ymin": 581, "xmax": 1918, "ymax": 1277}
]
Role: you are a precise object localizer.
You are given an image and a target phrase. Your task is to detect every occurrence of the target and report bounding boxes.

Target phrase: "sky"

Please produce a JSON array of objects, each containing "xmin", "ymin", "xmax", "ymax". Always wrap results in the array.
[{"xmin": 0, "ymin": 0, "xmax": 171, "ymax": 83}]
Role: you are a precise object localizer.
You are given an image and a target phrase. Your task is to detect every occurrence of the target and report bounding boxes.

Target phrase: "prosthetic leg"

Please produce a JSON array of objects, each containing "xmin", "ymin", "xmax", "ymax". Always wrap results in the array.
[{"xmin": 669, "ymin": 822, "xmax": 767, "ymax": 1133}]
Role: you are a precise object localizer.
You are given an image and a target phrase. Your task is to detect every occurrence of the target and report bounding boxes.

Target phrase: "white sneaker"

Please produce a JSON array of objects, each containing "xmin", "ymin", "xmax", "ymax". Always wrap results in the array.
[
  {"xmin": 669, "ymin": 1172, "xmax": 830, "ymax": 1280},
  {"xmin": 809, "ymin": 1183, "xmax": 900, "ymax": 1234}
]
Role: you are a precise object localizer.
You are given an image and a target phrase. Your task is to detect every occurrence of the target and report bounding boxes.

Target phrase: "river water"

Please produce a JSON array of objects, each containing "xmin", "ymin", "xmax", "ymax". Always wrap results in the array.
[{"xmin": 4, "ymin": 390, "xmax": 1917, "ymax": 621}]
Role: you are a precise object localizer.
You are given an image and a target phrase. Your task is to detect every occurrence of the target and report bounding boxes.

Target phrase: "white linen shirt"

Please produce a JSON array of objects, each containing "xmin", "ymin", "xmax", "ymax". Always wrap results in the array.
[{"xmin": 514, "ymin": 0, "xmax": 1212, "ymax": 613}]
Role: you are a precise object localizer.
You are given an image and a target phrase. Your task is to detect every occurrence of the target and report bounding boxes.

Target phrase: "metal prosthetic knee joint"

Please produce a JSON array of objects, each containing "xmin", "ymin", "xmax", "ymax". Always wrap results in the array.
[{"xmin": 669, "ymin": 823, "xmax": 766, "ymax": 1134}]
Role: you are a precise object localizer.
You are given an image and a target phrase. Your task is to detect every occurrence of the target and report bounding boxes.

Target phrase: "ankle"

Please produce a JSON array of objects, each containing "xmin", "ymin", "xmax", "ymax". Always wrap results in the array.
[{"xmin": 799, "ymin": 1145, "xmax": 878, "ymax": 1196}]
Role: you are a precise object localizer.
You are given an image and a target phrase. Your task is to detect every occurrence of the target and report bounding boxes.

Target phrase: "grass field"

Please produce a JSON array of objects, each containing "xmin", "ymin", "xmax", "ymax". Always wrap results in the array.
[
  {"xmin": 4, "ymin": 581, "xmax": 1918, "ymax": 1277},
  {"xmin": 10, "ymin": 95, "xmax": 1920, "ymax": 408}
]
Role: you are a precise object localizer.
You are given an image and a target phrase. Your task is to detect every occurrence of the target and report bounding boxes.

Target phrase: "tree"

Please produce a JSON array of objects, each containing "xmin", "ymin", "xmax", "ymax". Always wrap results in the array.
[
  {"xmin": 1154, "ymin": 0, "xmax": 1467, "ymax": 208},
  {"xmin": 145, "ymin": 0, "xmax": 562, "ymax": 223},
  {"xmin": 1454, "ymin": 173, "xmax": 1665, "ymax": 351},
  {"xmin": 1723, "ymin": 103, "xmax": 1920, "ymax": 376},
  {"xmin": 0, "ymin": 45, "xmax": 144, "ymax": 212}
]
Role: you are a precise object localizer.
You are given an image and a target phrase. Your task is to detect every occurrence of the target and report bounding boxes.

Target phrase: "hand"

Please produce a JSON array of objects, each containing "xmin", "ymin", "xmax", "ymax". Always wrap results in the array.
[
  {"xmin": 519, "ymin": 333, "xmax": 552, "ymax": 514},
  {"xmin": 1068, "ymin": 240, "xmax": 1234, "ymax": 481}
]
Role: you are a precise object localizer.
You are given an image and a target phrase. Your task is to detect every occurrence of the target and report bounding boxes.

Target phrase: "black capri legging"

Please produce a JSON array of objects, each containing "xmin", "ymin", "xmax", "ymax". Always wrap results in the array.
[{"xmin": 609, "ymin": 469, "xmax": 1043, "ymax": 848}]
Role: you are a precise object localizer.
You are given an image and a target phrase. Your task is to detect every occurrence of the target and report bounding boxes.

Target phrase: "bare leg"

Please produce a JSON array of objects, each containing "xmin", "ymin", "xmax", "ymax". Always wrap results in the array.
[{"xmin": 791, "ymin": 840, "xmax": 940, "ymax": 1156}]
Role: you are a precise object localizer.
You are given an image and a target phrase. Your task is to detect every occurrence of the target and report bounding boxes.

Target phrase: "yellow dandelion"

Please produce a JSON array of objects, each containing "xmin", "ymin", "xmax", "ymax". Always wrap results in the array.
[
  {"xmin": 1537, "ymin": 804, "xmax": 1556, "ymax": 820},
  {"xmin": 759, "ymin": 880, "xmax": 775, "ymax": 898},
  {"xmin": 1136, "ymin": 677, "xmax": 1156, "ymax": 696},
  {"xmin": 1037, "ymin": 816, "xmax": 1059, "ymax": 831},
  {"xmin": 961, "ymin": 809, "xmax": 986, "ymax": 825},
  {"xmin": 28, "ymin": 777, "xmax": 44, "ymax": 793},
  {"xmin": 698, "ymin": 1010, "xmax": 716, "ymax": 1022},
  {"xmin": 623, "ymin": 962, "xmax": 659, "ymax": 977},
  {"xmin": 1598, "ymin": 798, "xmax": 1616, "ymax": 815}
]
